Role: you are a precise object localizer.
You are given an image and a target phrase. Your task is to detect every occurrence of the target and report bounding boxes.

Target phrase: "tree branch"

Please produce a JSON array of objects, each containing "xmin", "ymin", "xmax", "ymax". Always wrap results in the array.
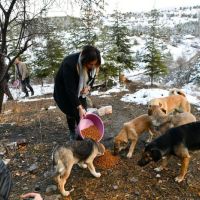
[{"xmin": 0, "ymin": 3, "xmax": 6, "ymax": 14}]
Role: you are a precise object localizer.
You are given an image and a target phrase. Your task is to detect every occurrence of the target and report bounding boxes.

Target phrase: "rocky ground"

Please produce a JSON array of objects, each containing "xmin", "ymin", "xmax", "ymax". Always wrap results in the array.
[{"xmin": 1, "ymin": 82, "xmax": 200, "ymax": 200}]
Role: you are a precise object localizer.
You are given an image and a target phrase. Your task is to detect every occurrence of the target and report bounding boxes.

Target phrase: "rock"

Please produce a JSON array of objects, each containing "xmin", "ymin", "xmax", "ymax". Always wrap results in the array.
[
  {"xmin": 6, "ymin": 142, "xmax": 17, "ymax": 150},
  {"xmin": 113, "ymin": 185, "xmax": 118, "ymax": 190},
  {"xmin": 17, "ymin": 138, "xmax": 27, "ymax": 145},
  {"xmin": 0, "ymin": 145, "xmax": 6, "ymax": 156},
  {"xmin": 130, "ymin": 177, "xmax": 138, "ymax": 183},
  {"xmin": 27, "ymin": 163, "xmax": 38, "ymax": 174},
  {"xmin": 2, "ymin": 159, "xmax": 11, "ymax": 165},
  {"xmin": 44, "ymin": 194, "xmax": 62, "ymax": 200},
  {"xmin": 44, "ymin": 170, "xmax": 55, "ymax": 178},
  {"xmin": 22, "ymin": 186, "xmax": 29, "ymax": 191},
  {"xmin": 98, "ymin": 106, "xmax": 112, "ymax": 116},
  {"xmin": 46, "ymin": 185, "xmax": 57, "ymax": 194},
  {"xmin": 31, "ymin": 174, "xmax": 36, "ymax": 179},
  {"xmin": 134, "ymin": 191, "xmax": 140, "ymax": 196},
  {"xmin": 156, "ymin": 174, "xmax": 161, "ymax": 178},
  {"xmin": 35, "ymin": 184, "xmax": 41, "ymax": 191}
]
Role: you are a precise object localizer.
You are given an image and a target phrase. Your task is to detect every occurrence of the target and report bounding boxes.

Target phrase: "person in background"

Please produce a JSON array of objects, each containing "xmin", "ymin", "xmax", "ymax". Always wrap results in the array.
[
  {"xmin": 14, "ymin": 57, "xmax": 34, "ymax": 98},
  {"xmin": 54, "ymin": 45, "xmax": 101, "ymax": 140}
]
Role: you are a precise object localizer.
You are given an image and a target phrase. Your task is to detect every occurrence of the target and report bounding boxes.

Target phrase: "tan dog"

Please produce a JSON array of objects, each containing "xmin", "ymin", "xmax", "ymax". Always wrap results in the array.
[
  {"xmin": 148, "ymin": 94, "xmax": 190, "ymax": 114},
  {"xmin": 148, "ymin": 105, "xmax": 196, "ymax": 134},
  {"xmin": 114, "ymin": 114, "xmax": 156, "ymax": 158},
  {"xmin": 119, "ymin": 74, "xmax": 130, "ymax": 84}
]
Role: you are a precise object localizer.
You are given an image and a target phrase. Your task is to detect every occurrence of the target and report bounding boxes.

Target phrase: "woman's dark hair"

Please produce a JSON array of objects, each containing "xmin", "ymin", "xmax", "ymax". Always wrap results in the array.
[{"xmin": 81, "ymin": 45, "xmax": 101, "ymax": 67}]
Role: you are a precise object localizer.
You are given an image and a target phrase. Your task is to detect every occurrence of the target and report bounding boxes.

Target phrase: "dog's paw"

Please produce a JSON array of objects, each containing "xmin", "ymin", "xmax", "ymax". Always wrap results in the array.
[
  {"xmin": 78, "ymin": 163, "xmax": 87, "ymax": 169},
  {"xmin": 62, "ymin": 190, "xmax": 70, "ymax": 197},
  {"xmin": 82, "ymin": 163, "xmax": 87, "ymax": 168},
  {"xmin": 175, "ymin": 175, "xmax": 184, "ymax": 183},
  {"xmin": 94, "ymin": 172, "xmax": 101, "ymax": 178},
  {"xmin": 127, "ymin": 153, "xmax": 132, "ymax": 158}
]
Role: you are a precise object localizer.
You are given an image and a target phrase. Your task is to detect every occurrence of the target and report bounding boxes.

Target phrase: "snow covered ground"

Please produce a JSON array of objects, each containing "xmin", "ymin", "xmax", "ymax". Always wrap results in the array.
[
  {"xmin": 91, "ymin": 84, "xmax": 128, "ymax": 97},
  {"xmin": 3, "ymin": 80, "xmax": 200, "ymax": 110},
  {"xmin": 3, "ymin": 83, "xmax": 54, "ymax": 103},
  {"xmin": 120, "ymin": 86, "xmax": 200, "ymax": 109}
]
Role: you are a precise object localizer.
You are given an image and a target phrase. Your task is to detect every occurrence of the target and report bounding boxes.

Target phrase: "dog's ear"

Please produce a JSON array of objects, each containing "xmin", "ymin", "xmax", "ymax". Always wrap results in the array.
[
  {"xmin": 159, "ymin": 102, "xmax": 162, "ymax": 107},
  {"xmin": 161, "ymin": 108, "xmax": 167, "ymax": 114},
  {"xmin": 151, "ymin": 149, "xmax": 162, "ymax": 162}
]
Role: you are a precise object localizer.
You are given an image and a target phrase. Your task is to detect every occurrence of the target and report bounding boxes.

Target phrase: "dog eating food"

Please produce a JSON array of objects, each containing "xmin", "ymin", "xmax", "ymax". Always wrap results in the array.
[
  {"xmin": 94, "ymin": 149, "xmax": 120, "ymax": 169},
  {"xmin": 81, "ymin": 125, "xmax": 101, "ymax": 141}
]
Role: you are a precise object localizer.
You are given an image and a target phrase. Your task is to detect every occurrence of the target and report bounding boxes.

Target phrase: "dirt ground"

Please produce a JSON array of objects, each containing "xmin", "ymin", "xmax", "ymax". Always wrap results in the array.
[{"xmin": 1, "ymin": 82, "xmax": 200, "ymax": 200}]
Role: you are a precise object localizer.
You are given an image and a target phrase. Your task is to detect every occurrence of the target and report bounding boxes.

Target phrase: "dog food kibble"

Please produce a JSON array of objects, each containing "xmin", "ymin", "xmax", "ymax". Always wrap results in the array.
[
  {"xmin": 94, "ymin": 149, "xmax": 120, "ymax": 169},
  {"xmin": 81, "ymin": 125, "xmax": 101, "ymax": 142}
]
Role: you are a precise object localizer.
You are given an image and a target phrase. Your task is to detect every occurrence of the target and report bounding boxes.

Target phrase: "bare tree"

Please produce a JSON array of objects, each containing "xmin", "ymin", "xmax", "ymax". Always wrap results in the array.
[
  {"xmin": 0, "ymin": 0, "xmax": 104, "ymax": 112},
  {"xmin": 0, "ymin": 0, "xmax": 55, "ymax": 112}
]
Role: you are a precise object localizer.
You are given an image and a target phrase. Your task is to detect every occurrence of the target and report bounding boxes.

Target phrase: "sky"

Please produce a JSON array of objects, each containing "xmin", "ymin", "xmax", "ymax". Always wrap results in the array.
[
  {"xmin": 47, "ymin": 0, "xmax": 200, "ymax": 17},
  {"xmin": 106, "ymin": 0, "xmax": 199, "ymax": 13}
]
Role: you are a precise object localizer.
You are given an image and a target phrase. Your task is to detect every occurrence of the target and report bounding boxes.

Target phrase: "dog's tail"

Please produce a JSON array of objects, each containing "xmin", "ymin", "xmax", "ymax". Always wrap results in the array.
[
  {"xmin": 52, "ymin": 146, "xmax": 65, "ymax": 176},
  {"xmin": 169, "ymin": 88, "xmax": 186, "ymax": 97}
]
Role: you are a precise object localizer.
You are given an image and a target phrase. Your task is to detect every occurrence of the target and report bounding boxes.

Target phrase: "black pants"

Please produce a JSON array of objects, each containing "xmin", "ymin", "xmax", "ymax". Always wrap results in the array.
[
  {"xmin": 66, "ymin": 97, "xmax": 87, "ymax": 132},
  {"xmin": 0, "ymin": 160, "xmax": 12, "ymax": 200},
  {"xmin": 21, "ymin": 77, "xmax": 34, "ymax": 96}
]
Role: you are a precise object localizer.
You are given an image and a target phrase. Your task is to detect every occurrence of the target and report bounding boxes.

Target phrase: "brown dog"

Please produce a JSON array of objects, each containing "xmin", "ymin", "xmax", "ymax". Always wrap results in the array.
[
  {"xmin": 119, "ymin": 73, "xmax": 130, "ymax": 84},
  {"xmin": 114, "ymin": 114, "xmax": 156, "ymax": 158},
  {"xmin": 148, "ymin": 94, "xmax": 190, "ymax": 114},
  {"xmin": 148, "ymin": 105, "xmax": 196, "ymax": 134}
]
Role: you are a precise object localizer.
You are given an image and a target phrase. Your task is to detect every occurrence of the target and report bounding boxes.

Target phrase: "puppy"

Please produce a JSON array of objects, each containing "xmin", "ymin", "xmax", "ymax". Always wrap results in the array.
[
  {"xmin": 148, "ymin": 94, "xmax": 190, "ymax": 114},
  {"xmin": 114, "ymin": 114, "xmax": 156, "ymax": 158},
  {"xmin": 52, "ymin": 139, "xmax": 105, "ymax": 196},
  {"xmin": 148, "ymin": 105, "xmax": 196, "ymax": 134},
  {"xmin": 138, "ymin": 121, "xmax": 200, "ymax": 183}
]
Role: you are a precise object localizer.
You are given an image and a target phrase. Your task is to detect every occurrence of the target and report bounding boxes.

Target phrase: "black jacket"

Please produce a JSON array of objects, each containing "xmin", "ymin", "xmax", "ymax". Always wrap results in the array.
[{"xmin": 54, "ymin": 52, "xmax": 95, "ymax": 116}]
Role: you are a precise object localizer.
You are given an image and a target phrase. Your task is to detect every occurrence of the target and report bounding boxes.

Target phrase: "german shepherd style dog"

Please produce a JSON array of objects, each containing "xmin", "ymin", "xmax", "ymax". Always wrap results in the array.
[
  {"xmin": 138, "ymin": 121, "xmax": 200, "ymax": 183},
  {"xmin": 148, "ymin": 105, "xmax": 196, "ymax": 134},
  {"xmin": 52, "ymin": 139, "xmax": 105, "ymax": 196}
]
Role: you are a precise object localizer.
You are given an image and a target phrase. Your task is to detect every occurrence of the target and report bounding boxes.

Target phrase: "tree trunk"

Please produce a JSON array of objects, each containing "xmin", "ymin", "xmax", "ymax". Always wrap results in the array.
[
  {"xmin": 0, "ymin": 78, "xmax": 13, "ymax": 113},
  {"xmin": 150, "ymin": 75, "xmax": 153, "ymax": 86},
  {"xmin": 104, "ymin": 73, "xmax": 108, "ymax": 90},
  {"xmin": 4, "ymin": 81, "xmax": 13, "ymax": 100},
  {"xmin": 0, "ymin": 83, "xmax": 4, "ymax": 113}
]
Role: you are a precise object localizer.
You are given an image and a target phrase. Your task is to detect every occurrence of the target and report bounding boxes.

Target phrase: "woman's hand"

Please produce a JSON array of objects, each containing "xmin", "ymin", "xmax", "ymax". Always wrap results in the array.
[
  {"xmin": 81, "ymin": 86, "xmax": 91, "ymax": 95},
  {"xmin": 21, "ymin": 192, "xmax": 43, "ymax": 200},
  {"xmin": 78, "ymin": 105, "xmax": 86, "ymax": 118}
]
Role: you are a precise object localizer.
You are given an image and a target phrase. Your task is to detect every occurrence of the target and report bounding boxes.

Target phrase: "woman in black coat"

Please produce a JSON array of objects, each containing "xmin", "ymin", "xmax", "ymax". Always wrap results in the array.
[{"xmin": 54, "ymin": 45, "xmax": 101, "ymax": 140}]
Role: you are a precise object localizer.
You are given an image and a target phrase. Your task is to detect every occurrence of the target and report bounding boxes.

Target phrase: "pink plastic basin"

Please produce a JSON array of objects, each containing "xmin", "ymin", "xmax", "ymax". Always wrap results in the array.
[{"xmin": 77, "ymin": 113, "xmax": 104, "ymax": 142}]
